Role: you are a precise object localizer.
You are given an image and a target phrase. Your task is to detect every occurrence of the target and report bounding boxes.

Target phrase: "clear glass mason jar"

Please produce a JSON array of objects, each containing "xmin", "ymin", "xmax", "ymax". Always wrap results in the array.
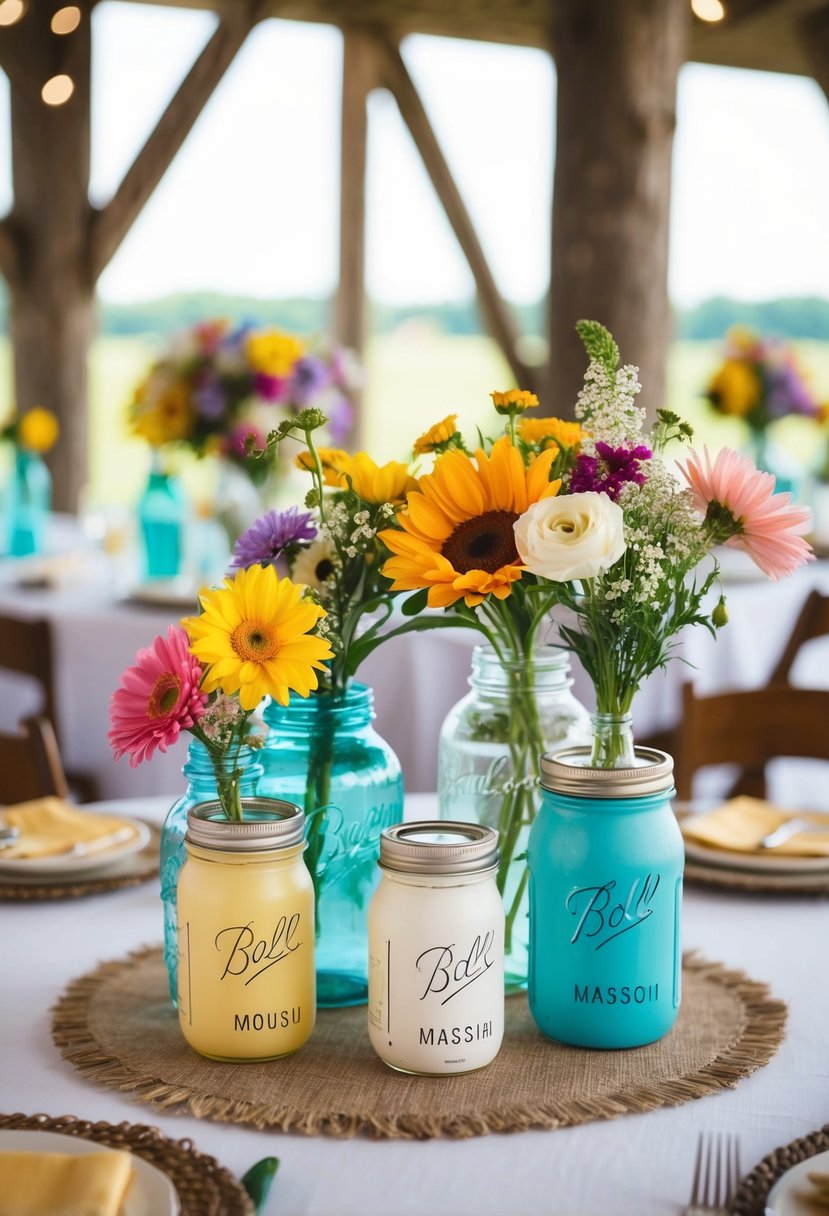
[
  {"xmin": 160, "ymin": 741, "xmax": 264, "ymax": 1005},
  {"xmin": 528, "ymin": 746, "xmax": 683, "ymax": 1049},
  {"xmin": 368, "ymin": 821, "xmax": 504, "ymax": 1075},
  {"xmin": 438, "ymin": 645, "xmax": 591, "ymax": 991},
  {"xmin": 177, "ymin": 799, "xmax": 315, "ymax": 1062},
  {"xmin": 259, "ymin": 683, "xmax": 403, "ymax": 1008}
]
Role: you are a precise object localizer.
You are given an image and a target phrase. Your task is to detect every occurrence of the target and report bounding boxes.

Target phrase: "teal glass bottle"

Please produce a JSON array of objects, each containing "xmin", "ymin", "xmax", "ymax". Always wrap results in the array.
[
  {"xmin": 139, "ymin": 467, "xmax": 185, "ymax": 579},
  {"xmin": 528, "ymin": 732, "xmax": 683, "ymax": 1049},
  {"xmin": 259, "ymin": 683, "xmax": 403, "ymax": 1008},
  {"xmin": 160, "ymin": 740, "xmax": 263, "ymax": 1005},
  {"xmin": 8, "ymin": 449, "xmax": 51, "ymax": 557}
]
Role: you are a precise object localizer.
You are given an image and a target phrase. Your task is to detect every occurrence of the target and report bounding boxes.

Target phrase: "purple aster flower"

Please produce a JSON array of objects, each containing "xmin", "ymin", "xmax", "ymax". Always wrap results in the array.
[
  {"xmin": 231, "ymin": 507, "xmax": 317, "ymax": 570},
  {"xmin": 253, "ymin": 372, "xmax": 289, "ymax": 403},
  {"xmin": 571, "ymin": 441, "xmax": 652, "ymax": 501},
  {"xmin": 765, "ymin": 363, "xmax": 819, "ymax": 420},
  {"xmin": 193, "ymin": 380, "xmax": 227, "ymax": 421},
  {"xmin": 290, "ymin": 355, "xmax": 331, "ymax": 405}
]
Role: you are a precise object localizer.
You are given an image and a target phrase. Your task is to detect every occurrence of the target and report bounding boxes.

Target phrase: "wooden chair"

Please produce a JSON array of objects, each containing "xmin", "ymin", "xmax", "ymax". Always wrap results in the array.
[
  {"xmin": 673, "ymin": 682, "xmax": 829, "ymax": 802},
  {"xmin": 0, "ymin": 716, "xmax": 70, "ymax": 804},
  {"xmin": 768, "ymin": 590, "xmax": 829, "ymax": 685},
  {"xmin": 0, "ymin": 614, "xmax": 98, "ymax": 800}
]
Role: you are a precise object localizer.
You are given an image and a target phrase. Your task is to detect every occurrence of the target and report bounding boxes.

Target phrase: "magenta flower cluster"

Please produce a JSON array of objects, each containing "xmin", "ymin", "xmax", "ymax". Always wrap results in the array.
[{"xmin": 571, "ymin": 441, "xmax": 652, "ymax": 502}]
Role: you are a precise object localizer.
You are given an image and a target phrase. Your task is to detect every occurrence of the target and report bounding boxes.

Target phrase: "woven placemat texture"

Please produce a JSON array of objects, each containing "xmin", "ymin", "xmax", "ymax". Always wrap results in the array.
[
  {"xmin": 0, "ymin": 821, "xmax": 160, "ymax": 902},
  {"xmin": 0, "ymin": 1111, "xmax": 253, "ymax": 1215},
  {"xmin": 51, "ymin": 945, "xmax": 787, "ymax": 1141},
  {"xmin": 733, "ymin": 1125, "xmax": 829, "ymax": 1215},
  {"xmin": 684, "ymin": 860, "xmax": 829, "ymax": 895}
]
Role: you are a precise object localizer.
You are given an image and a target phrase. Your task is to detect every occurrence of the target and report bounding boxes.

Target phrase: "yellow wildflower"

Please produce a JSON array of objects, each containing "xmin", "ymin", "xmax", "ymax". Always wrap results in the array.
[
  {"xmin": 346, "ymin": 453, "xmax": 418, "ymax": 504},
  {"xmin": 18, "ymin": 407, "xmax": 59, "ymax": 454},
  {"xmin": 245, "ymin": 329, "xmax": 305, "ymax": 378},
  {"xmin": 708, "ymin": 359, "xmax": 762, "ymax": 418},
  {"xmin": 295, "ymin": 447, "xmax": 351, "ymax": 487},
  {"xmin": 519, "ymin": 416, "xmax": 582, "ymax": 451},
  {"xmin": 413, "ymin": 414, "xmax": 459, "ymax": 456},
  {"xmin": 490, "ymin": 389, "xmax": 539, "ymax": 415},
  {"xmin": 133, "ymin": 384, "xmax": 194, "ymax": 447}
]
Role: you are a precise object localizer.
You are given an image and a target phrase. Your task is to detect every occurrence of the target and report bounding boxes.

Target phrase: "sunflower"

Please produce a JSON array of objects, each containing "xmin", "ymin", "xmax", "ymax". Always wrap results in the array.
[
  {"xmin": 490, "ymin": 389, "xmax": 539, "ymax": 415},
  {"xmin": 413, "ymin": 414, "xmax": 458, "ymax": 456},
  {"xmin": 380, "ymin": 436, "xmax": 561, "ymax": 608},
  {"xmin": 519, "ymin": 416, "xmax": 582, "ymax": 450},
  {"xmin": 182, "ymin": 564, "xmax": 333, "ymax": 711},
  {"xmin": 133, "ymin": 383, "xmax": 194, "ymax": 446},
  {"xmin": 295, "ymin": 447, "xmax": 351, "ymax": 487},
  {"xmin": 345, "ymin": 453, "xmax": 418, "ymax": 504}
]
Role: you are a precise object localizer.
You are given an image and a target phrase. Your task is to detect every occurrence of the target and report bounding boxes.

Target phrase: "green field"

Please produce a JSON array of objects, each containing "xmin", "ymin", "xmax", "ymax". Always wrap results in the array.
[{"xmin": 1, "ymin": 334, "xmax": 828, "ymax": 506}]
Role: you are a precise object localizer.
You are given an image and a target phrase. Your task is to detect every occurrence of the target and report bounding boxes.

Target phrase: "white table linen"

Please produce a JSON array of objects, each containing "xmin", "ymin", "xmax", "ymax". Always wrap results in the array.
[{"xmin": 2, "ymin": 792, "xmax": 828, "ymax": 1216}]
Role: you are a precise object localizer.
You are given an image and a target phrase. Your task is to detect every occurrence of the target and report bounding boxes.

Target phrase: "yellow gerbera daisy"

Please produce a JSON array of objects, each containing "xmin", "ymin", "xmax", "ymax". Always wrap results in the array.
[
  {"xmin": 519, "ymin": 416, "xmax": 582, "ymax": 450},
  {"xmin": 380, "ymin": 436, "xmax": 561, "ymax": 608},
  {"xmin": 18, "ymin": 407, "xmax": 59, "ymax": 454},
  {"xmin": 295, "ymin": 447, "xmax": 351, "ymax": 487},
  {"xmin": 413, "ymin": 414, "xmax": 458, "ymax": 455},
  {"xmin": 133, "ymin": 384, "xmax": 193, "ymax": 447},
  {"xmin": 346, "ymin": 453, "xmax": 418, "ymax": 504},
  {"xmin": 245, "ymin": 330, "xmax": 305, "ymax": 378},
  {"xmin": 490, "ymin": 389, "xmax": 539, "ymax": 415},
  {"xmin": 182, "ymin": 564, "xmax": 333, "ymax": 711}
]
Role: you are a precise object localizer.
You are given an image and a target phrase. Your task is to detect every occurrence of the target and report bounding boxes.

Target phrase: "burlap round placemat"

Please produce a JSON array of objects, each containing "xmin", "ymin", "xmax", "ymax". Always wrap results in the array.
[
  {"xmin": 733, "ymin": 1124, "xmax": 829, "ymax": 1214},
  {"xmin": 0, "ymin": 1111, "xmax": 253, "ymax": 1215},
  {"xmin": 0, "ymin": 821, "xmax": 160, "ymax": 902},
  {"xmin": 685, "ymin": 860, "xmax": 829, "ymax": 895},
  {"xmin": 51, "ymin": 945, "xmax": 787, "ymax": 1141}
]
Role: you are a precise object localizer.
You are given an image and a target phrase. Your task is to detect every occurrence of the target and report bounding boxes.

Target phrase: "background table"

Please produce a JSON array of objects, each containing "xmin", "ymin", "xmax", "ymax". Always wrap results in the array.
[
  {"xmin": 1, "ymin": 544, "xmax": 828, "ymax": 799},
  {"xmin": 3, "ymin": 793, "xmax": 828, "ymax": 1216}
]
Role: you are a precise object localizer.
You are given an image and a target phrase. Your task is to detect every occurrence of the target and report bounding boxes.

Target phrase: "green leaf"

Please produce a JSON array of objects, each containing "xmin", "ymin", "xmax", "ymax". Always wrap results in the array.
[
  {"xmin": 401, "ymin": 588, "xmax": 429, "ymax": 617},
  {"xmin": 576, "ymin": 320, "xmax": 619, "ymax": 372},
  {"xmin": 241, "ymin": 1157, "xmax": 279, "ymax": 1212}
]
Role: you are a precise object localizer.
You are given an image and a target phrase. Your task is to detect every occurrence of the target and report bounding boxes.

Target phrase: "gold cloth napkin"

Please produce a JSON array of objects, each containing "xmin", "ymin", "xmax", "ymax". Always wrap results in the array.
[
  {"xmin": 681, "ymin": 796, "xmax": 829, "ymax": 857},
  {"xmin": 0, "ymin": 1148, "xmax": 133, "ymax": 1215},
  {"xmin": 0, "ymin": 798, "xmax": 140, "ymax": 860}
]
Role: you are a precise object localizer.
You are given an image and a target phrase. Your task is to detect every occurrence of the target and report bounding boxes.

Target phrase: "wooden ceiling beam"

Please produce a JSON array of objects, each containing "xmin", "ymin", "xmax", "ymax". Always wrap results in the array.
[
  {"xmin": 89, "ymin": 0, "xmax": 270, "ymax": 279},
  {"xmin": 372, "ymin": 31, "xmax": 535, "ymax": 393}
]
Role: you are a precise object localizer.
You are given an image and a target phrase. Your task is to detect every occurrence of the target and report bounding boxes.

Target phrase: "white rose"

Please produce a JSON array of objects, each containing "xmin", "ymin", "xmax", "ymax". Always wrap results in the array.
[{"xmin": 514, "ymin": 492, "xmax": 626, "ymax": 582}]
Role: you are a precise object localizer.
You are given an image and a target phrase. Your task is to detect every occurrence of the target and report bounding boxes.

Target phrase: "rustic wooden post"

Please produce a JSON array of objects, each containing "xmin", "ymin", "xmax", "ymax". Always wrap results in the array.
[
  {"xmin": 548, "ymin": 0, "xmax": 690, "ymax": 416},
  {"xmin": 1, "ymin": 3, "xmax": 94, "ymax": 511}
]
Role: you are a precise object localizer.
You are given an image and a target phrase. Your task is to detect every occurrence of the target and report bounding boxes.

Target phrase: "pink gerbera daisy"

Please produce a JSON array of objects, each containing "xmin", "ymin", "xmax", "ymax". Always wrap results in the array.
[
  {"xmin": 109, "ymin": 625, "xmax": 208, "ymax": 767},
  {"xmin": 678, "ymin": 446, "xmax": 814, "ymax": 581}
]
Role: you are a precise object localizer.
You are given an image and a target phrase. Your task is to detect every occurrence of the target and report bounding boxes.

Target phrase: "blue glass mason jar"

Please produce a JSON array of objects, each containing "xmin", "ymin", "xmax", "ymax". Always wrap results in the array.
[
  {"xmin": 260, "ymin": 683, "xmax": 403, "ymax": 1008},
  {"xmin": 159, "ymin": 740, "xmax": 263, "ymax": 1005},
  {"xmin": 528, "ymin": 744, "xmax": 683, "ymax": 1049},
  {"xmin": 8, "ymin": 449, "xmax": 51, "ymax": 557},
  {"xmin": 138, "ymin": 467, "xmax": 185, "ymax": 580}
]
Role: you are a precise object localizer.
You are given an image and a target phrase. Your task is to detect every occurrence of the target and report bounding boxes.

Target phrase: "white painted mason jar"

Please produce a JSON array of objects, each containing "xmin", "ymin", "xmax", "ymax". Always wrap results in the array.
[{"xmin": 367, "ymin": 821, "xmax": 504, "ymax": 1075}]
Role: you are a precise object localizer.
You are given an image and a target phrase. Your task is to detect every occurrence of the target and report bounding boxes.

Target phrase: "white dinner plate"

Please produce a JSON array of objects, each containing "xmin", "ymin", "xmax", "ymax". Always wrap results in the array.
[
  {"xmin": 0, "ymin": 815, "xmax": 151, "ymax": 878},
  {"xmin": 123, "ymin": 579, "xmax": 201, "ymax": 610},
  {"xmin": 765, "ymin": 1149, "xmax": 829, "ymax": 1215},
  {"xmin": 682, "ymin": 833, "xmax": 829, "ymax": 876},
  {"xmin": 0, "ymin": 1130, "xmax": 180, "ymax": 1216}
]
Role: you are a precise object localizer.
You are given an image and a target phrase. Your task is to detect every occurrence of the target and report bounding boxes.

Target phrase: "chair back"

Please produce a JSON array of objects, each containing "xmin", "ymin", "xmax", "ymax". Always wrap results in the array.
[
  {"xmin": 0, "ymin": 615, "xmax": 56, "ymax": 724},
  {"xmin": 0, "ymin": 716, "xmax": 70, "ymax": 804},
  {"xmin": 769, "ymin": 590, "xmax": 829, "ymax": 685},
  {"xmin": 674, "ymin": 683, "xmax": 829, "ymax": 801}
]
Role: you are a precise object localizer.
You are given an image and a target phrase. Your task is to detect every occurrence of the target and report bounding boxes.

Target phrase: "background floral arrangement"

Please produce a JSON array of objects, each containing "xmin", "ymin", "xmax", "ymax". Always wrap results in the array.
[
  {"xmin": 130, "ymin": 319, "xmax": 358, "ymax": 481},
  {"xmin": 705, "ymin": 326, "xmax": 821, "ymax": 435},
  {"xmin": 1, "ymin": 405, "xmax": 60, "ymax": 455}
]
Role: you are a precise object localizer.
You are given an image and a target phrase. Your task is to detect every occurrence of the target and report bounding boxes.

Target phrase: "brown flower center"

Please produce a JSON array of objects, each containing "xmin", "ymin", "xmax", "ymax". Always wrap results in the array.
[
  {"xmin": 146, "ymin": 672, "xmax": 181, "ymax": 720},
  {"xmin": 231, "ymin": 619, "xmax": 280, "ymax": 662},
  {"xmin": 315, "ymin": 559, "xmax": 334, "ymax": 582},
  {"xmin": 441, "ymin": 510, "xmax": 520, "ymax": 575}
]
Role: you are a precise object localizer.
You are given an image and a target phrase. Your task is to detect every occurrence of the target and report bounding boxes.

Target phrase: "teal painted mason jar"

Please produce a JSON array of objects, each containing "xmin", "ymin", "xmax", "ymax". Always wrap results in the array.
[
  {"xmin": 528, "ymin": 747, "xmax": 683, "ymax": 1049},
  {"xmin": 138, "ymin": 468, "xmax": 185, "ymax": 580}
]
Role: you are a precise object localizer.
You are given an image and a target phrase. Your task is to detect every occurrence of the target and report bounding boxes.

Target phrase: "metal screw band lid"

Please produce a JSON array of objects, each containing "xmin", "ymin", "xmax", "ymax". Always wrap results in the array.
[
  {"xmin": 380, "ymin": 821, "xmax": 499, "ymax": 876},
  {"xmin": 185, "ymin": 799, "xmax": 305, "ymax": 852},
  {"xmin": 539, "ymin": 748, "xmax": 674, "ymax": 798}
]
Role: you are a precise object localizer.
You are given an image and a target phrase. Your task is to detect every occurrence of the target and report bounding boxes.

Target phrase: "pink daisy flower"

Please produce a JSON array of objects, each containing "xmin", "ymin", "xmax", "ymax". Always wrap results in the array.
[
  {"xmin": 109, "ymin": 626, "xmax": 208, "ymax": 767},
  {"xmin": 678, "ymin": 446, "xmax": 814, "ymax": 581}
]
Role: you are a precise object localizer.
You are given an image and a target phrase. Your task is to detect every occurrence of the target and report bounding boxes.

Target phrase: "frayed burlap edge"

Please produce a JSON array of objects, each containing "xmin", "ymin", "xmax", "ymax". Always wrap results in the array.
[{"xmin": 51, "ymin": 946, "xmax": 787, "ymax": 1141}]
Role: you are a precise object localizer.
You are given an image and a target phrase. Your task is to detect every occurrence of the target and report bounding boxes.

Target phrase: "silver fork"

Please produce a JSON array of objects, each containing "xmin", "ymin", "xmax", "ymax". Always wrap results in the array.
[{"xmin": 687, "ymin": 1132, "xmax": 741, "ymax": 1215}]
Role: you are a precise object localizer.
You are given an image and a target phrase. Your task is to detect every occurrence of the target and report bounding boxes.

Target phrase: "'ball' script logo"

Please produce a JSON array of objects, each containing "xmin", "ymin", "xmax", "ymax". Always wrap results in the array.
[
  {"xmin": 215, "ymin": 915, "xmax": 302, "ymax": 985},
  {"xmin": 566, "ymin": 874, "xmax": 660, "ymax": 951},
  {"xmin": 416, "ymin": 931, "xmax": 496, "ymax": 1004}
]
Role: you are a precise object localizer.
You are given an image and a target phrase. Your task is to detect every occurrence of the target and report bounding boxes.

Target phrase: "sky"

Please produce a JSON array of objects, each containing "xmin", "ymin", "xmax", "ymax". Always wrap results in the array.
[{"xmin": 0, "ymin": 1, "xmax": 828, "ymax": 308}]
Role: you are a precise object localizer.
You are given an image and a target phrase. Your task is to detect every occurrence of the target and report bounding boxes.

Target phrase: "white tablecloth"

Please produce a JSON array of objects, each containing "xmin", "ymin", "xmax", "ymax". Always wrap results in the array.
[
  {"xmin": 1, "ymin": 549, "xmax": 828, "ymax": 799},
  {"xmin": 3, "ymin": 793, "xmax": 828, "ymax": 1216}
]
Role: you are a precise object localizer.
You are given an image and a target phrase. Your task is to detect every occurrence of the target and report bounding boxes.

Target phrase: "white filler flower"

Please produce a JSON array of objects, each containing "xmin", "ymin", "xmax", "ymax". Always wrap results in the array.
[{"xmin": 514, "ymin": 492, "xmax": 626, "ymax": 582}]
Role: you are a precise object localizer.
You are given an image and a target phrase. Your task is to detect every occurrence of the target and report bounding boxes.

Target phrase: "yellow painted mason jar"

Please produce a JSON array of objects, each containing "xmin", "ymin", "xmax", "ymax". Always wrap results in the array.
[{"xmin": 177, "ymin": 799, "xmax": 315, "ymax": 1062}]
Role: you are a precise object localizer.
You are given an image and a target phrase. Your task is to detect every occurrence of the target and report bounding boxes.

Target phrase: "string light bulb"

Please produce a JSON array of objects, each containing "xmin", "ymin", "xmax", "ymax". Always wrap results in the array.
[
  {"xmin": 691, "ymin": 0, "xmax": 726, "ymax": 21},
  {"xmin": 0, "ymin": 0, "xmax": 26, "ymax": 27},
  {"xmin": 51, "ymin": 6, "xmax": 81, "ymax": 34},
  {"xmin": 41, "ymin": 75, "xmax": 75, "ymax": 106}
]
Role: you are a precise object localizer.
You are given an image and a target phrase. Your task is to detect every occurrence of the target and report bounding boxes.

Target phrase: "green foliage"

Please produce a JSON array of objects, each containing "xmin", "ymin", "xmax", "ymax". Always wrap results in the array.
[{"xmin": 576, "ymin": 320, "xmax": 620, "ymax": 371}]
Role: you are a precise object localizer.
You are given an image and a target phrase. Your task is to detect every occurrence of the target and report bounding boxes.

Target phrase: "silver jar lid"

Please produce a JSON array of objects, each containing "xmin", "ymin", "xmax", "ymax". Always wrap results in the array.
[
  {"xmin": 186, "ymin": 799, "xmax": 305, "ymax": 852},
  {"xmin": 539, "ymin": 748, "xmax": 674, "ymax": 798},
  {"xmin": 379, "ymin": 821, "xmax": 499, "ymax": 876}
]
